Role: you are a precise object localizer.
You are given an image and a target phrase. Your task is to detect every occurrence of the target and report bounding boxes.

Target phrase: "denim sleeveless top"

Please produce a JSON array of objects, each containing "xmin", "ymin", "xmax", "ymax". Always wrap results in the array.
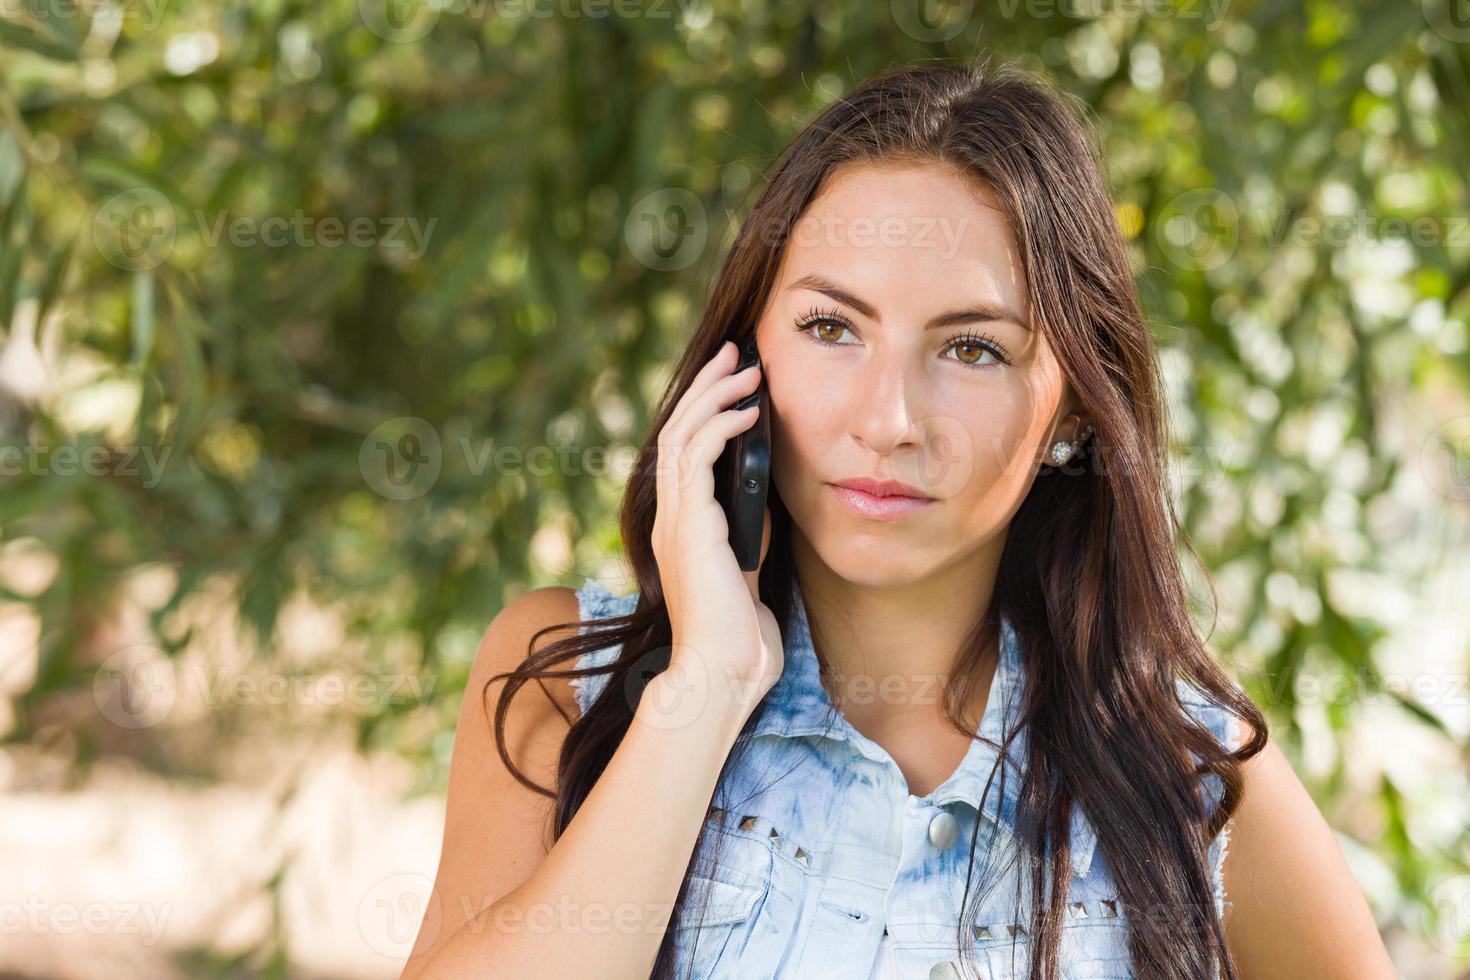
[{"xmin": 571, "ymin": 575, "xmax": 1240, "ymax": 980}]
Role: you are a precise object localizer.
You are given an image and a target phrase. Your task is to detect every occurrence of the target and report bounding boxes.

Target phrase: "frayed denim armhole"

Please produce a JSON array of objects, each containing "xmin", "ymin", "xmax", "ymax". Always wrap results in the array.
[
  {"xmin": 570, "ymin": 580, "xmax": 639, "ymax": 716},
  {"xmin": 1178, "ymin": 679, "xmax": 1244, "ymax": 926},
  {"xmin": 1209, "ymin": 711, "xmax": 1242, "ymax": 924}
]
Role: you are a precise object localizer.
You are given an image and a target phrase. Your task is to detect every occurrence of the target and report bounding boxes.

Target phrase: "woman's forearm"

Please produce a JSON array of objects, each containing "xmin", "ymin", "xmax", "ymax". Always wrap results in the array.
[{"xmin": 415, "ymin": 655, "xmax": 752, "ymax": 979}]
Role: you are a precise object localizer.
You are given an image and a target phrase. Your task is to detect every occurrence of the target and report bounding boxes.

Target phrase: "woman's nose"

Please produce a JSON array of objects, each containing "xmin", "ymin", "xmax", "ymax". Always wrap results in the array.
[
  {"xmin": 847, "ymin": 353, "xmax": 927, "ymax": 456},
  {"xmin": 841, "ymin": 354, "xmax": 978, "ymax": 499}
]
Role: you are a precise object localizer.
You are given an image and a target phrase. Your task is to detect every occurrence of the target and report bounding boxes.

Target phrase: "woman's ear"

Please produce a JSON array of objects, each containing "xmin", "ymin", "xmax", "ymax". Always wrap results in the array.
[
  {"xmin": 1043, "ymin": 413, "xmax": 1095, "ymax": 468},
  {"xmin": 1053, "ymin": 384, "xmax": 1093, "ymax": 447}
]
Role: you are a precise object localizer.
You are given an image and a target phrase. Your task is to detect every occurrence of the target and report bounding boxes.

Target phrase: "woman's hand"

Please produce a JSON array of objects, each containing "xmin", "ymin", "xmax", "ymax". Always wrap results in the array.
[{"xmin": 652, "ymin": 339, "xmax": 784, "ymax": 712}]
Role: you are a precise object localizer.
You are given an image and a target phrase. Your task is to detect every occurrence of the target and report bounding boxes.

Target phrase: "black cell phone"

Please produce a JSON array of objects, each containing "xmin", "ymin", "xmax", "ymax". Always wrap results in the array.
[{"xmin": 712, "ymin": 337, "xmax": 771, "ymax": 571}]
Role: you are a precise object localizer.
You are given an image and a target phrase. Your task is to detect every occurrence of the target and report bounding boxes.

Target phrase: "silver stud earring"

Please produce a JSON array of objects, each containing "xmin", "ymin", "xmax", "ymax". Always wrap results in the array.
[{"xmin": 1049, "ymin": 424, "xmax": 1094, "ymax": 465}]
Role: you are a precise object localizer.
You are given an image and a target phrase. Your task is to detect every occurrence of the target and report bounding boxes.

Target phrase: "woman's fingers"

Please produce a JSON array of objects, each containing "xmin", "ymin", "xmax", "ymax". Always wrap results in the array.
[
  {"xmin": 656, "ymin": 348, "xmax": 760, "ymax": 523},
  {"xmin": 663, "ymin": 359, "xmax": 760, "ymax": 460},
  {"xmin": 678, "ymin": 401, "xmax": 760, "ymax": 502},
  {"xmin": 649, "ymin": 338, "xmax": 786, "ymax": 700},
  {"xmin": 661, "ymin": 341, "xmax": 739, "ymax": 446}
]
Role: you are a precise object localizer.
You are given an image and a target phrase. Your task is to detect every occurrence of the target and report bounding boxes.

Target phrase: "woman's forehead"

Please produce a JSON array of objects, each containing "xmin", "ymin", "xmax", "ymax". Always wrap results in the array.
[{"xmin": 778, "ymin": 165, "xmax": 1029, "ymax": 327}]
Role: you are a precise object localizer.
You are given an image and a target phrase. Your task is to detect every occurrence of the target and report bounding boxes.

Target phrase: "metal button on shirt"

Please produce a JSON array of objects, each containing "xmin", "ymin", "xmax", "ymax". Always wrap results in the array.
[{"xmin": 928, "ymin": 810, "xmax": 960, "ymax": 849}]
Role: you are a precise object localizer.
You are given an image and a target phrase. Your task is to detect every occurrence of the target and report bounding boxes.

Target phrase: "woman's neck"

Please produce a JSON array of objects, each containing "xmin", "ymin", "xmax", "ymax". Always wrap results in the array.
[{"xmin": 790, "ymin": 535, "xmax": 1004, "ymax": 730}]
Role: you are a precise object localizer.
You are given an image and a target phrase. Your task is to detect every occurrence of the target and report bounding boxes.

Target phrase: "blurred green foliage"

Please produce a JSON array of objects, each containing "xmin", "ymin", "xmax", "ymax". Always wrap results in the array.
[{"xmin": 2, "ymin": 0, "xmax": 1468, "ymax": 973}]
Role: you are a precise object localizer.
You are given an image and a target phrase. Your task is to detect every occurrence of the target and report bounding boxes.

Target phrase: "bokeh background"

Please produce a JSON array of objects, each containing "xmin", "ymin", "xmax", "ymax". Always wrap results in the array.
[{"xmin": 2, "ymin": 0, "xmax": 1468, "ymax": 977}]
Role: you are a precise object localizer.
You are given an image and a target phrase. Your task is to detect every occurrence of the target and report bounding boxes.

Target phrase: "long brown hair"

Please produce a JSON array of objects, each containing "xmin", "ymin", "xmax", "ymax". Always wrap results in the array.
[{"xmin": 487, "ymin": 55, "xmax": 1267, "ymax": 980}]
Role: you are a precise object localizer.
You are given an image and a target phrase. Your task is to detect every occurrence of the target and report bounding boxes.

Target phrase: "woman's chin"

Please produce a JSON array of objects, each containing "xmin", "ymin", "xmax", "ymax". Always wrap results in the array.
[{"xmin": 806, "ymin": 543, "xmax": 939, "ymax": 591}]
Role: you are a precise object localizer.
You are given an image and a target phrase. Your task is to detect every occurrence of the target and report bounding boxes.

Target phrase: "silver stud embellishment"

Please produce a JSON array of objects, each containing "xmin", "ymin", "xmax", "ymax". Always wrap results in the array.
[
  {"xmin": 927, "ymin": 811, "xmax": 960, "ymax": 849},
  {"xmin": 1069, "ymin": 901, "xmax": 1089, "ymax": 918},
  {"xmin": 738, "ymin": 815, "xmax": 758, "ymax": 830},
  {"xmin": 794, "ymin": 847, "xmax": 809, "ymax": 865},
  {"xmin": 1101, "ymin": 899, "xmax": 1118, "ymax": 917}
]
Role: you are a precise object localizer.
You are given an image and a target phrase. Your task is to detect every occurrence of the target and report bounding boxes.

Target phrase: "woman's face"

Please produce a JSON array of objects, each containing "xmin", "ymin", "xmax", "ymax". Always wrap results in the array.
[{"xmin": 754, "ymin": 160, "xmax": 1081, "ymax": 588}]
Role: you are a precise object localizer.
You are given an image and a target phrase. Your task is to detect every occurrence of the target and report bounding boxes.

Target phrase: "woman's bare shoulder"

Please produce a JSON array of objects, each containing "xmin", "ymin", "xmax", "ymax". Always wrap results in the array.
[
  {"xmin": 400, "ymin": 586, "xmax": 586, "ymax": 979},
  {"xmin": 1220, "ymin": 724, "xmax": 1396, "ymax": 978},
  {"xmin": 475, "ymin": 585, "xmax": 584, "ymax": 721}
]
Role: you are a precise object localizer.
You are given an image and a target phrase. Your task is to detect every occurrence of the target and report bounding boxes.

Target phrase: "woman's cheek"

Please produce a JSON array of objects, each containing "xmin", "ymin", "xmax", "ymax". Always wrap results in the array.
[{"xmin": 769, "ymin": 358, "xmax": 846, "ymax": 451}]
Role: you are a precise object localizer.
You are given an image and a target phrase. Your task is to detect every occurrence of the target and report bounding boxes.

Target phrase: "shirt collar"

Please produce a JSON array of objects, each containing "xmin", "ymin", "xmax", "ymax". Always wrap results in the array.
[{"xmin": 736, "ymin": 568, "xmax": 1100, "ymax": 878}]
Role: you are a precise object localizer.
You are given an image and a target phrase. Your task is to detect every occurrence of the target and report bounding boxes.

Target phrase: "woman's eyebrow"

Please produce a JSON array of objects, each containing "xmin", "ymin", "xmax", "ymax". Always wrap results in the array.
[{"xmin": 786, "ymin": 273, "xmax": 1031, "ymax": 332}]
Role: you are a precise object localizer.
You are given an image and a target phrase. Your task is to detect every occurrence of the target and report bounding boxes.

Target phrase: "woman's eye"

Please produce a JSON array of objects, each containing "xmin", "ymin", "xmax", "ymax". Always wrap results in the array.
[
  {"xmin": 944, "ymin": 340, "xmax": 1001, "ymax": 367},
  {"xmin": 797, "ymin": 316, "xmax": 1010, "ymax": 369},
  {"xmin": 805, "ymin": 319, "xmax": 854, "ymax": 344}
]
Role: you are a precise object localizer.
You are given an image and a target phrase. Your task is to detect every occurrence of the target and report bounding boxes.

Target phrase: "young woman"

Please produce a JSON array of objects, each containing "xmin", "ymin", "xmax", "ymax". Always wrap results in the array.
[{"xmin": 402, "ymin": 59, "xmax": 1397, "ymax": 980}]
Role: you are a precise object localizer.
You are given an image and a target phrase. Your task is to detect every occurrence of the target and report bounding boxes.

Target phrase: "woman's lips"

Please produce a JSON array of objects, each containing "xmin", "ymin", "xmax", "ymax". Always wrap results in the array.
[{"xmin": 826, "ymin": 483, "xmax": 937, "ymax": 521}]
